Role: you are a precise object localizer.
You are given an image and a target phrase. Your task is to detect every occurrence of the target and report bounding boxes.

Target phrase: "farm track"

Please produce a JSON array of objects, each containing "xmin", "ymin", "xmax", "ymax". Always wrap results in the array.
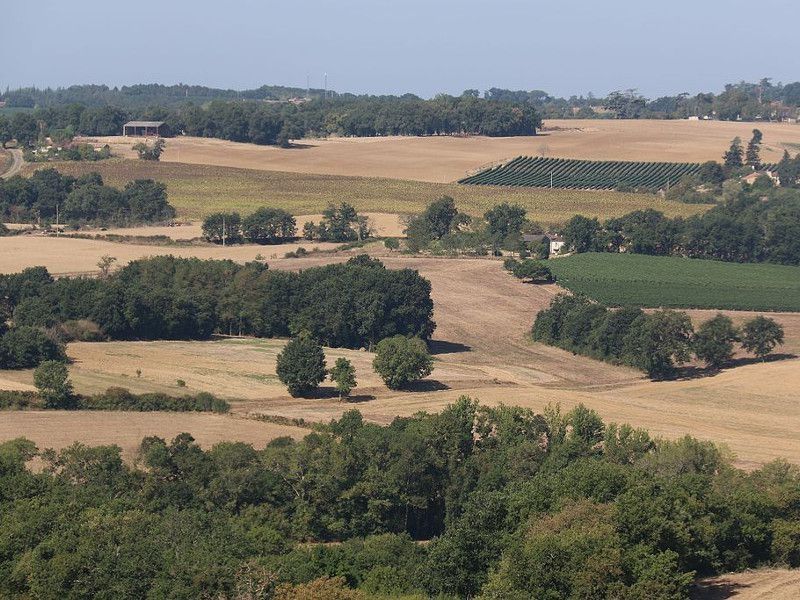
[{"xmin": 0, "ymin": 148, "xmax": 23, "ymax": 179}]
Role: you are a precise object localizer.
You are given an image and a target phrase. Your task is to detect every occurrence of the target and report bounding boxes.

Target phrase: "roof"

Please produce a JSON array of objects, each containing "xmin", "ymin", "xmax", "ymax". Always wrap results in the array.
[
  {"xmin": 522, "ymin": 234, "xmax": 546, "ymax": 243},
  {"xmin": 124, "ymin": 121, "xmax": 165, "ymax": 127}
]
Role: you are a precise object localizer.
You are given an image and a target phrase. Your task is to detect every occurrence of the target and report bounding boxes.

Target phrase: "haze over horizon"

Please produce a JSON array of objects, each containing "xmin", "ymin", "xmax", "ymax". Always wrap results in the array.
[{"xmin": 3, "ymin": 0, "xmax": 798, "ymax": 99}]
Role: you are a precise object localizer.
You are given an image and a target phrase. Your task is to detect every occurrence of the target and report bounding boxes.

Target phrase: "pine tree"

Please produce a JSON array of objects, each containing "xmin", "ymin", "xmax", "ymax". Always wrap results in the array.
[
  {"xmin": 723, "ymin": 137, "xmax": 744, "ymax": 168},
  {"xmin": 745, "ymin": 129, "xmax": 762, "ymax": 169}
]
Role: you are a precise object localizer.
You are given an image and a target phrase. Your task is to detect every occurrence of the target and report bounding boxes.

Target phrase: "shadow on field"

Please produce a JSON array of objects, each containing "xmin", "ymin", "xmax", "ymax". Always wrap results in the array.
[
  {"xmin": 403, "ymin": 379, "xmax": 450, "ymax": 392},
  {"xmin": 690, "ymin": 579, "xmax": 750, "ymax": 600},
  {"xmin": 674, "ymin": 353, "xmax": 798, "ymax": 381},
  {"xmin": 429, "ymin": 340, "xmax": 471, "ymax": 355}
]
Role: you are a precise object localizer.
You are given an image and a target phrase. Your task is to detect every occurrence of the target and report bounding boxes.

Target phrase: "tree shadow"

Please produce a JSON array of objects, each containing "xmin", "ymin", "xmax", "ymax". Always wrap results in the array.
[
  {"xmin": 672, "ymin": 353, "xmax": 798, "ymax": 381},
  {"xmin": 344, "ymin": 394, "xmax": 377, "ymax": 404},
  {"xmin": 402, "ymin": 379, "xmax": 450, "ymax": 392},
  {"xmin": 429, "ymin": 340, "xmax": 471, "ymax": 355},
  {"xmin": 283, "ymin": 142, "xmax": 316, "ymax": 150},
  {"xmin": 690, "ymin": 580, "xmax": 751, "ymax": 600}
]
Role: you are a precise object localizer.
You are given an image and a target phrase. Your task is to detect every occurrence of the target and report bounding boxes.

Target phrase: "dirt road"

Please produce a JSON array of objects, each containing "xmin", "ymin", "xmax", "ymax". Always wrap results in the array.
[{"xmin": 0, "ymin": 148, "xmax": 23, "ymax": 179}]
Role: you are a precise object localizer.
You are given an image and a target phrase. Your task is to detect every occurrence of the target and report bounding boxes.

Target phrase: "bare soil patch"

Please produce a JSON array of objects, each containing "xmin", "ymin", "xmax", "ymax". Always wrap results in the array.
[
  {"xmin": 89, "ymin": 121, "xmax": 800, "ymax": 183},
  {"xmin": 693, "ymin": 568, "xmax": 800, "ymax": 599}
]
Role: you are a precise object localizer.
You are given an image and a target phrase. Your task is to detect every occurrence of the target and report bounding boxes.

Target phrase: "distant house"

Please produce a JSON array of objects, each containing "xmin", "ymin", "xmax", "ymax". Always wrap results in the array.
[
  {"xmin": 122, "ymin": 121, "xmax": 168, "ymax": 137},
  {"xmin": 522, "ymin": 233, "xmax": 566, "ymax": 256}
]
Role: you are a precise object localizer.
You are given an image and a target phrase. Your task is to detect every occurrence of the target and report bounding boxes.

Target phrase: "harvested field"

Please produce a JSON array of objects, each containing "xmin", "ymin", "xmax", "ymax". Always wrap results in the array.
[
  {"xmin": 693, "ymin": 568, "xmax": 800, "ymax": 599},
  {"xmin": 0, "ymin": 411, "xmax": 309, "ymax": 460},
  {"xmin": 87, "ymin": 120, "xmax": 800, "ymax": 182},
  {"xmin": 0, "ymin": 235, "xmax": 342, "ymax": 274},
  {"xmin": 28, "ymin": 160, "xmax": 707, "ymax": 225},
  {"xmin": 1, "ymin": 254, "xmax": 797, "ymax": 468}
]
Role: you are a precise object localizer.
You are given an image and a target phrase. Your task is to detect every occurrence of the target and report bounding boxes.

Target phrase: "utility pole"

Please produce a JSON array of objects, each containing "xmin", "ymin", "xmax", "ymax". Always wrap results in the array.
[
  {"xmin": 55, "ymin": 204, "xmax": 59, "ymax": 237},
  {"xmin": 222, "ymin": 215, "xmax": 226, "ymax": 247}
]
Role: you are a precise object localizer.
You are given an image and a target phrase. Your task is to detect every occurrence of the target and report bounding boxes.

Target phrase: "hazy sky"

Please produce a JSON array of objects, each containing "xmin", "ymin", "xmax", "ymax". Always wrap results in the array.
[{"xmin": 4, "ymin": 0, "xmax": 798, "ymax": 98}]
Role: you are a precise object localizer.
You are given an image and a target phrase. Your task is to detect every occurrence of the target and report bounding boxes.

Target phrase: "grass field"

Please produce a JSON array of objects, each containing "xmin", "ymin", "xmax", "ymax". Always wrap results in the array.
[
  {"xmin": 28, "ymin": 159, "xmax": 708, "ymax": 225},
  {"xmin": 693, "ymin": 568, "xmax": 800, "ymax": 599},
  {"xmin": 548, "ymin": 253, "xmax": 800, "ymax": 311}
]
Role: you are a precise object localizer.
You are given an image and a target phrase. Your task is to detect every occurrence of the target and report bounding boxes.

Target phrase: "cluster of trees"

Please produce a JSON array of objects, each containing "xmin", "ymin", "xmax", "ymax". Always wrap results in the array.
[
  {"xmin": 1, "ymin": 397, "xmax": 799, "ymax": 597},
  {"xmin": 532, "ymin": 294, "xmax": 785, "ymax": 378},
  {"xmin": 562, "ymin": 185, "xmax": 800, "ymax": 265},
  {"xmin": 0, "ymin": 168, "xmax": 175, "ymax": 225},
  {"xmin": 503, "ymin": 257, "xmax": 554, "ymax": 282},
  {"xmin": 203, "ymin": 204, "xmax": 371, "ymax": 245},
  {"xmin": 0, "ymin": 256, "xmax": 434, "ymax": 348},
  {"xmin": 1, "ymin": 92, "xmax": 542, "ymax": 149},
  {"xmin": 132, "ymin": 138, "xmax": 165, "ymax": 161},
  {"xmin": 405, "ymin": 196, "xmax": 541, "ymax": 255}
]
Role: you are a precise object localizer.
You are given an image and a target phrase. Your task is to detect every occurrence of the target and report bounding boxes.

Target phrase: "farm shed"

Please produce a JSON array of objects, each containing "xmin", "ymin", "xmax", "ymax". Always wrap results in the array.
[{"xmin": 122, "ymin": 121, "xmax": 167, "ymax": 137}]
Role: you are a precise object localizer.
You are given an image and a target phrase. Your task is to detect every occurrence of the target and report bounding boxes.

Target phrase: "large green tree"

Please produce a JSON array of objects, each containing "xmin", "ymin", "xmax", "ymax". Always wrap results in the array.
[
  {"xmin": 693, "ymin": 313, "xmax": 739, "ymax": 369},
  {"xmin": 740, "ymin": 316, "xmax": 784, "ymax": 359},
  {"xmin": 372, "ymin": 336, "xmax": 433, "ymax": 389},
  {"xmin": 276, "ymin": 334, "xmax": 327, "ymax": 397}
]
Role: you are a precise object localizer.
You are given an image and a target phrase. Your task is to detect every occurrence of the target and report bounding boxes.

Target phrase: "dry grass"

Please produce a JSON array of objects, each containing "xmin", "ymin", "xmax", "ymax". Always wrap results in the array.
[
  {"xmin": 88, "ymin": 120, "xmax": 800, "ymax": 183},
  {"xmin": 0, "ymin": 411, "xmax": 309, "ymax": 460},
  {"xmin": 692, "ymin": 568, "xmax": 800, "ymax": 599},
  {"xmin": 1, "ymin": 254, "xmax": 797, "ymax": 469},
  {"xmin": 28, "ymin": 159, "xmax": 707, "ymax": 225}
]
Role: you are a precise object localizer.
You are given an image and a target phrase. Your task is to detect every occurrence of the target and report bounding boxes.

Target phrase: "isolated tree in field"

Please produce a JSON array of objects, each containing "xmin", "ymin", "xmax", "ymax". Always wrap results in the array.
[
  {"xmin": 329, "ymin": 357, "xmax": 357, "ymax": 401},
  {"xmin": 34, "ymin": 360, "xmax": 76, "ymax": 408},
  {"xmin": 276, "ymin": 335, "xmax": 327, "ymax": 397},
  {"xmin": 693, "ymin": 313, "xmax": 739, "ymax": 369},
  {"xmin": 745, "ymin": 129, "xmax": 763, "ymax": 169},
  {"xmin": 740, "ymin": 316, "xmax": 784, "ymax": 360},
  {"xmin": 202, "ymin": 212, "xmax": 243, "ymax": 244},
  {"xmin": 373, "ymin": 335, "xmax": 433, "ymax": 389},
  {"xmin": 723, "ymin": 137, "xmax": 744, "ymax": 168}
]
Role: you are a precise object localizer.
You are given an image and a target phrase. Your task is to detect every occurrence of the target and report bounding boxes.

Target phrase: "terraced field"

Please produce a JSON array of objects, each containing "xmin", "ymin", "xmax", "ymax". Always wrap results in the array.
[
  {"xmin": 548, "ymin": 253, "xmax": 800, "ymax": 312},
  {"xmin": 460, "ymin": 156, "xmax": 702, "ymax": 190}
]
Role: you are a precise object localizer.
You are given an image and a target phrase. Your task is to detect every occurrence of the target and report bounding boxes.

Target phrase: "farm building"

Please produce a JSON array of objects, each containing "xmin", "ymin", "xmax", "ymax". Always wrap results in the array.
[
  {"xmin": 523, "ymin": 233, "xmax": 566, "ymax": 255},
  {"xmin": 122, "ymin": 121, "xmax": 168, "ymax": 137}
]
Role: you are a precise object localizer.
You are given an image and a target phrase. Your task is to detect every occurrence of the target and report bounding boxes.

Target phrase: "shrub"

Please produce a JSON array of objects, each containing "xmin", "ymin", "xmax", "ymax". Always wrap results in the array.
[
  {"xmin": 82, "ymin": 387, "xmax": 230, "ymax": 413},
  {"xmin": 373, "ymin": 336, "xmax": 433, "ymax": 390},
  {"xmin": 511, "ymin": 259, "xmax": 553, "ymax": 283},
  {"xmin": 0, "ymin": 390, "xmax": 40, "ymax": 410},
  {"xmin": 276, "ymin": 335, "xmax": 327, "ymax": 397}
]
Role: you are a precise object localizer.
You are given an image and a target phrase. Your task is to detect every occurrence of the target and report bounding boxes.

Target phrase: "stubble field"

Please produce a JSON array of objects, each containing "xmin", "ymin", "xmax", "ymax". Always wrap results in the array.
[
  {"xmin": 2, "ymin": 253, "xmax": 799, "ymax": 469},
  {"xmin": 87, "ymin": 119, "xmax": 800, "ymax": 182}
]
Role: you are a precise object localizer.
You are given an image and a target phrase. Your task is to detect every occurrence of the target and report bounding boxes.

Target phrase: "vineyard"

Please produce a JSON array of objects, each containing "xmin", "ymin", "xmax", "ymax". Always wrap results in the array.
[
  {"xmin": 547, "ymin": 253, "xmax": 800, "ymax": 312},
  {"xmin": 460, "ymin": 156, "xmax": 701, "ymax": 190}
]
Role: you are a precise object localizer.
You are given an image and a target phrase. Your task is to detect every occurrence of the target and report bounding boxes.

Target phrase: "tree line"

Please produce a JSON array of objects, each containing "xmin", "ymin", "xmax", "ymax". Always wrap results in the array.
[
  {"xmin": 533, "ymin": 294, "xmax": 785, "ymax": 378},
  {"xmin": 1, "ymin": 397, "xmax": 799, "ymax": 598},
  {"xmin": 562, "ymin": 185, "xmax": 800, "ymax": 265},
  {"xmin": 0, "ymin": 168, "xmax": 175, "ymax": 226},
  {"xmin": 0, "ymin": 255, "xmax": 434, "ymax": 361},
  {"xmin": 0, "ymin": 93, "xmax": 543, "ymax": 149}
]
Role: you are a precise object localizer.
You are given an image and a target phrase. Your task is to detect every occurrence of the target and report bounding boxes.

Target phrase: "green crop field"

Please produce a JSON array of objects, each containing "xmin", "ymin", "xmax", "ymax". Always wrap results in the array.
[
  {"xmin": 26, "ymin": 159, "xmax": 709, "ymax": 224},
  {"xmin": 548, "ymin": 253, "xmax": 800, "ymax": 312},
  {"xmin": 460, "ymin": 156, "xmax": 701, "ymax": 190}
]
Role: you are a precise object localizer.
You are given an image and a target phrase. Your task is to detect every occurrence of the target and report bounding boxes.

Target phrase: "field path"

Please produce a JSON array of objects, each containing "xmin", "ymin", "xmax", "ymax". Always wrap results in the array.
[{"xmin": 0, "ymin": 148, "xmax": 23, "ymax": 179}]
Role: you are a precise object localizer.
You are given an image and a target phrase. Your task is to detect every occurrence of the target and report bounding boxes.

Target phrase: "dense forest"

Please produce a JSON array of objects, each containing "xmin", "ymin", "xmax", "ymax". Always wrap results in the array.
[
  {"xmin": 0, "ymin": 255, "xmax": 434, "ymax": 351},
  {"xmin": 1, "ymin": 398, "xmax": 798, "ymax": 598},
  {"xmin": 0, "ymin": 168, "xmax": 174, "ymax": 225}
]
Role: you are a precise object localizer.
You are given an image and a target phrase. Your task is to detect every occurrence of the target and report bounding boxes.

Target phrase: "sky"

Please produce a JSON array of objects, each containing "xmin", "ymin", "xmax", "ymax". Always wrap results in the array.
[{"xmin": 3, "ymin": 0, "xmax": 798, "ymax": 99}]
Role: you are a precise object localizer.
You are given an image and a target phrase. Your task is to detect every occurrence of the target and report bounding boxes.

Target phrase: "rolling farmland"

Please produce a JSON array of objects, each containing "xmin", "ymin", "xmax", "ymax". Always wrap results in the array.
[
  {"xmin": 548, "ymin": 253, "xmax": 800, "ymax": 311},
  {"xmin": 460, "ymin": 156, "xmax": 702, "ymax": 190}
]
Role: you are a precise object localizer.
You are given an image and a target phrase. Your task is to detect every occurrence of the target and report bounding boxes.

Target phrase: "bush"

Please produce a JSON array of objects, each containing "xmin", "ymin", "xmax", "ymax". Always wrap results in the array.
[
  {"xmin": 510, "ymin": 259, "xmax": 553, "ymax": 283},
  {"xmin": 0, "ymin": 327, "xmax": 66, "ymax": 369},
  {"xmin": 276, "ymin": 335, "xmax": 327, "ymax": 397},
  {"xmin": 0, "ymin": 390, "xmax": 40, "ymax": 410},
  {"xmin": 373, "ymin": 336, "xmax": 433, "ymax": 389},
  {"xmin": 82, "ymin": 387, "xmax": 229, "ymax": 413}
]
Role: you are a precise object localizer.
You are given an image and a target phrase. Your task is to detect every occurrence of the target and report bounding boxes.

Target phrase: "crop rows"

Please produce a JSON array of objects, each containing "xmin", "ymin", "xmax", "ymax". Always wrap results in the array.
[
  {"xmin": 547, "ymin": 253, "xmax": 800, "ymax": 312},
  {"xmin": 460, "ymin": 156, "xmax": 701, "ymax": 190}
]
